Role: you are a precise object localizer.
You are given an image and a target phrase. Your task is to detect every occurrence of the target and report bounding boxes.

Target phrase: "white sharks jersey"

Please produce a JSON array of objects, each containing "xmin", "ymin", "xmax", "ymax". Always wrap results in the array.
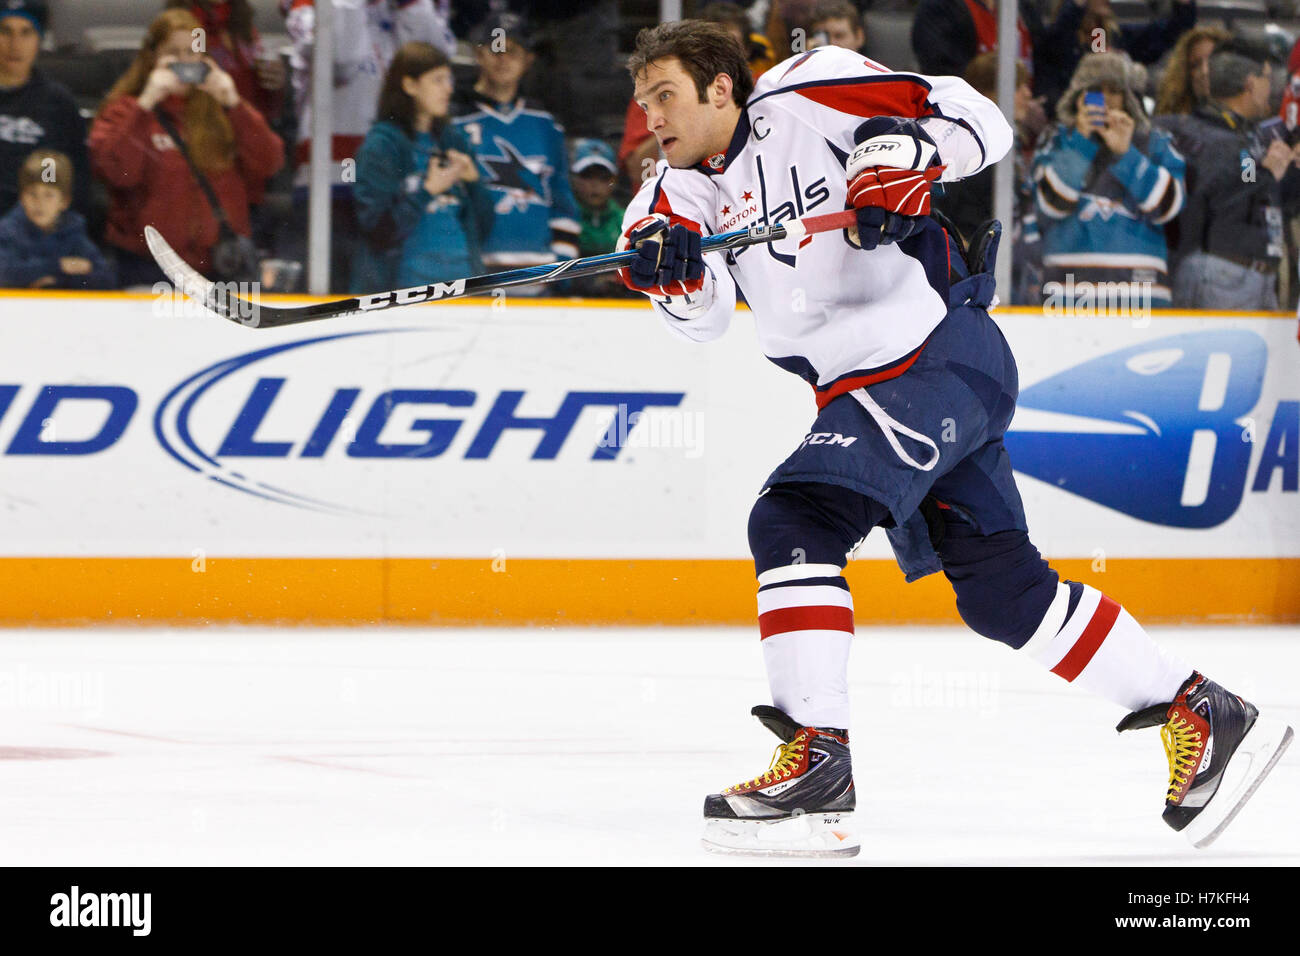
[{"xmin": 622, "ymin": 45, "xmax": 1012, "ymax": 407}]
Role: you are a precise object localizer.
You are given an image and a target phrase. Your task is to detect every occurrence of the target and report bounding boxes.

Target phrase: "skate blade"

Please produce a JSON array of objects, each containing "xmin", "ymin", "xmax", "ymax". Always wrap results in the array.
[
  {"xmin": 1186, "ymin": 716, "xmax": 1293, "ymax": 849},
  {"xmin": 701, "ymin": 812, "xmax": 860, "ymax": 859}
]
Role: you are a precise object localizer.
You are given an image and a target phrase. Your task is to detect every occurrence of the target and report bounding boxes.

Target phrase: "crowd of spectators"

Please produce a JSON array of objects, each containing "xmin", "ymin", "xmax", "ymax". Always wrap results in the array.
[{"xmin": 2, "ymin": 0, "xmax": 1300, "ymax": 311}]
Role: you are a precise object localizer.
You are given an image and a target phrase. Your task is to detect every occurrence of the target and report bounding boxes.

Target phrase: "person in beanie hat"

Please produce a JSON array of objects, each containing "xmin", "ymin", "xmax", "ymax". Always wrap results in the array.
[
  {"xmin": 0, "ymin": 0, "xmax": 91, "ymax": 219},
  {"xmin": 0, "ymin": 0, "xmax": 44, "ymax": 33},
  {"xmin": 1032, "ymin": 51, "xmax": 1186, "ymax": 309}
]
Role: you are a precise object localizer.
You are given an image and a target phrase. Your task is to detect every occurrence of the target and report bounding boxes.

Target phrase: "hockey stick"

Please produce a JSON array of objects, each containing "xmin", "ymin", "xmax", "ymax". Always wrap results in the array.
[{"xmin": 144, "ymin": 209, "xmax": 857, "ymax": 330}]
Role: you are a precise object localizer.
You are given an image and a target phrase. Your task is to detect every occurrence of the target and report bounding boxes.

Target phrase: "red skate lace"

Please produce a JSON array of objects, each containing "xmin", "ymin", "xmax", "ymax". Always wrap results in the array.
[{"xmin": 722, "ymin": 733, "xmax": 806, "ymax": 794}]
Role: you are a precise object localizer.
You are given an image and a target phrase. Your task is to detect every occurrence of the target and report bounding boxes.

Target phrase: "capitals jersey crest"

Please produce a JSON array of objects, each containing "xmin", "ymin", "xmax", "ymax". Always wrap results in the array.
[{"xmin": 622, "ymin": 46, "xmax": 1012, "ymax": 408}]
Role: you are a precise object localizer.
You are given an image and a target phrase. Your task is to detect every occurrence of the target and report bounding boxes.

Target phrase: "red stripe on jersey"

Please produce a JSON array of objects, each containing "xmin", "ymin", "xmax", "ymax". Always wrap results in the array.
[
  {"xmin": 759, "ymin": 605, "xmax": 855, "ymax": 640},
  {"xmin": 782, "ymin": 51, "xmax": 820, "ymax": 80},
  {"xmin": 794, "ymin": 79, "xmax": 933, "ymax": 120},
  {"xmin": 813, "ymin": 342, "xmax": 928, "ymax": 409},
  {"xmin": 651, "ymin": 184, "xmax": 702, "ymax": 233},
  {"xmin": 1051, "ymin": 596, "xmax": 1121, "ymax": 682}
]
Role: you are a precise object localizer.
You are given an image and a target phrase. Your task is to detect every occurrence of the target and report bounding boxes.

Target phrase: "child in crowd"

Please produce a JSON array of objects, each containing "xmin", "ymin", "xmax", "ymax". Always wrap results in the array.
[
  {"xmin": 567, "ymin": 138, "xmax": 633, "ymax": 298},
  {"xmin": 352, "ymin": 42, "xmax": 493, "ymax": 293},
  {"xmin": 0, "ymin": 150, "xmax": 113, "ymax": 290},
  {"xmin": 0, "ymin": 0, "xmax": 91, "ymax": 219}
]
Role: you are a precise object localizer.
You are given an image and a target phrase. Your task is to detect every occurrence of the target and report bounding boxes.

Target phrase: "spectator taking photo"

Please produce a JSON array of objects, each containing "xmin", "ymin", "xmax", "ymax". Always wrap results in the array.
[
  {"xmin": 1034, "ymin": 52, "xmax": 1185, "ymax": 309},
  {"xmin": 90, "ymin": 8, "xmax": 283, "ymax": 286},
  {"xmin": 1156, "ymin": 44, "xmax": 1300, "ymax": 310}
]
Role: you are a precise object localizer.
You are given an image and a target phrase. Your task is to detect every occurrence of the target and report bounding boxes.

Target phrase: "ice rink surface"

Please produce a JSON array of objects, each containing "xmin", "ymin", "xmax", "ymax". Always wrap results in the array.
[{"xmin": 0, "ymin": 625, "xmax": 1295, "ymax": 867}]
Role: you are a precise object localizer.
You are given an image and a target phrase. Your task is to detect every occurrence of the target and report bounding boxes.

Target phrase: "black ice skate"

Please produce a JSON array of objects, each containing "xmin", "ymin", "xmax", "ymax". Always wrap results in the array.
[
  {"xmin": 1117, "ymin": 672, "xmax": 1292, "ymax": 848},
  {"xmin": 701, "ymin": 705, "xmax": 858, "ymax": 857}
]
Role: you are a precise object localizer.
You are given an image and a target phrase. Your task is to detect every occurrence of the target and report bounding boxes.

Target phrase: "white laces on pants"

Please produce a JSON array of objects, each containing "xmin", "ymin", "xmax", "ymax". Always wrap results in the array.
[{"xmin": 849, "ymin": 388, "xmax": 941, "ymax": 472}]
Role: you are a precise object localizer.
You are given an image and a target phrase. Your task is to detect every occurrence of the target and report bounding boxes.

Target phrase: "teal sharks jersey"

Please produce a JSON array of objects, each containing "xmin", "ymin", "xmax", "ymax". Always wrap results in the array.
[{"xmin": 454, "ymin": 98, "xmax": 581, "ymax": 268}]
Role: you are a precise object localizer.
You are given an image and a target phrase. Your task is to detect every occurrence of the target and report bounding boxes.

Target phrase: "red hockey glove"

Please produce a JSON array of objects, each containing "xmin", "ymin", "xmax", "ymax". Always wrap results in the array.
[
  {"xmin": 845, "ymin": 116, "xmax": 945, "ymax": 250},
  {"xmin": 617, "ymin": 214, "xmax": 705, "ymax": 297}
]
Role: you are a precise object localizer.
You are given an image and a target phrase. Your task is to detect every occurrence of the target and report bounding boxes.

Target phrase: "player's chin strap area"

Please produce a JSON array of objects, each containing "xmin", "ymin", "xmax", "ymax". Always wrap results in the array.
[{"xmin": 849, "ymin": 389, "xmax": 941, "ymax": 472}]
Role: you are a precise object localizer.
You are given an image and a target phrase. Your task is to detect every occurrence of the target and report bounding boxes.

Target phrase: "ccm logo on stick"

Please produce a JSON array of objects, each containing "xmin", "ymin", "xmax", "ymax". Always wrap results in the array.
[{"xmin": 358, "ymin": 280, "xmax": 468, "ymax": 310}]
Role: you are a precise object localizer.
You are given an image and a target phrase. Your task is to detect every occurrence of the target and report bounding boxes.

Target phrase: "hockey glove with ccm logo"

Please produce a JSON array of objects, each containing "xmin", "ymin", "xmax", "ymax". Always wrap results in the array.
[
  {"xmin": 617, "ymin": 213, "xmax": 711, "ymax": 317},
  {"xmin": 845, "ymin": 116, "xmax": 946, "ymax": 250}
]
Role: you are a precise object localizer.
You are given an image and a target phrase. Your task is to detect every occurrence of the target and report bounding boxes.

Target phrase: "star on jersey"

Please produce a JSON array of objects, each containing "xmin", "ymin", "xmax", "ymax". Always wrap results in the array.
[
  {"xmin": 722, "ymin": 191, "xmax": 756, "ymax": 218},
  {"xmin": 478, "ymin": 135, "xmax": 554, "ymax": 214}
]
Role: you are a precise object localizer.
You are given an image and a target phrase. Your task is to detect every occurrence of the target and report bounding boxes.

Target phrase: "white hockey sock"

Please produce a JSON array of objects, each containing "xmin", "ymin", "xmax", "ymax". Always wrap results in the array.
[
  {"xmin": 756, "ymin": 563, "xmax": 853, "ymax": 729},
  {"xmin": 1020, "ymin": 582, "xmax": 1192, "ymax": 711}
]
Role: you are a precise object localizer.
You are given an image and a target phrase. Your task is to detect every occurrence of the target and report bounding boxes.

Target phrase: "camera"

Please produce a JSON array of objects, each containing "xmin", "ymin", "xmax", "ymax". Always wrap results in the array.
[{"xmin": 169, "ymin": 61, "xmax": 211, "ymax": 85}]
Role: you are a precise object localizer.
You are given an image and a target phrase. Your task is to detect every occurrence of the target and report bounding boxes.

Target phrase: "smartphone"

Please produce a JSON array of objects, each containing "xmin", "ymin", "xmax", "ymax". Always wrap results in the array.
[
  {"xmin": 1258, "ymin": 117, "xmax": 1287, "ymax": 145},
  {"xmin": 170, "ymin": 61, "xmax": 211, "ymax": 85},
  {"xmin": 1083, "ymin": 90, "xmax": 1106, "ymax": 129}
]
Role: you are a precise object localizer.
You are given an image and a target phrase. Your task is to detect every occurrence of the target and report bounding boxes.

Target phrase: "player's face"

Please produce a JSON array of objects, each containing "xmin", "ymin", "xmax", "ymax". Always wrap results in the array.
[
  {"xmin": 0, "ymin": 16, "xmax": 39, "ymax": 84},
  {"xmin": 20, "ymin": 183, "xmax": 69, "ymax": 233},
  {"xmin": 634, "ymin": 57, "xmax": 732, "ymax": 168}
]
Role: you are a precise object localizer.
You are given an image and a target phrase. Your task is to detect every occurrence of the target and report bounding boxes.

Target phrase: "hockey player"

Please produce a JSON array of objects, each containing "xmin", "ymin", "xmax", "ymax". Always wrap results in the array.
[{"xmin": 618, "ymin": 20, "xmax": 1292, "ymax": 857}]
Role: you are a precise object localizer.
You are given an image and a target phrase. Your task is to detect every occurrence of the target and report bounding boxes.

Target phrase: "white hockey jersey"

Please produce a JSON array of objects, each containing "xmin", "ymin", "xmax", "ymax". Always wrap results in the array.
[{"xmin": 622, "ymin": 46, "xmax": 1012, "ymax": 408}]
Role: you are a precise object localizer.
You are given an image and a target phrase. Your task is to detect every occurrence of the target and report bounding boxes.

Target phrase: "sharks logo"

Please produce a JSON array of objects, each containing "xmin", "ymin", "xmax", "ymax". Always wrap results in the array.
[
  {"xmin": 1005, "ymin": 331, "xmax": 1269, "ymax": 528},
  {"xmin": 1077, "ymin": 194, "xmax": 1140, "ymax": 223},
  {"xmin": 478, "ymin": 135, "xmax": 554, "ymax": 214}
]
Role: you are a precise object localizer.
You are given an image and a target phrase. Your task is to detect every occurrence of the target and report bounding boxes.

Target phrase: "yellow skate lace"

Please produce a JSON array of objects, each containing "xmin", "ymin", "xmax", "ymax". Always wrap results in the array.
[
  {"xmin": 723, "ymin": 733, "xmax": 806, "ymax": 794},
  {"xmin": 1161, "ymin": 710, "xmax": 1203, "ymax": 798}
]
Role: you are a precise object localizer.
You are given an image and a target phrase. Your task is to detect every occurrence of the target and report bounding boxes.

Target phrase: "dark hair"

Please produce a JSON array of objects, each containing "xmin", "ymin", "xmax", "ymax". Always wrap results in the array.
[
  {"xmin": 810, "ymin": 0, "xmax": 864, "ymax": 33},
  {"xmin": 1207, "ymin": 48, "xmax": 1265, "ymax": 101},
  {"xmin": 628, "ymin": 20, "xmax": 754, "ymax": 108},
  {"xmin": 377, "ymin": 42, "xmax": 452, "ymax": 135},
  {"xmin": 699, "ymin": 2, "xmax": 750, "ymax": 34}
]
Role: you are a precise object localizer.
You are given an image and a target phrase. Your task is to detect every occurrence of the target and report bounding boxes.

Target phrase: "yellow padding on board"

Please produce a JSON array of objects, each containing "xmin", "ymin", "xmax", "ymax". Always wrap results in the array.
[{"xmin": 0, "ymin": 557, "xmax": 1295, "ymax": 627}]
